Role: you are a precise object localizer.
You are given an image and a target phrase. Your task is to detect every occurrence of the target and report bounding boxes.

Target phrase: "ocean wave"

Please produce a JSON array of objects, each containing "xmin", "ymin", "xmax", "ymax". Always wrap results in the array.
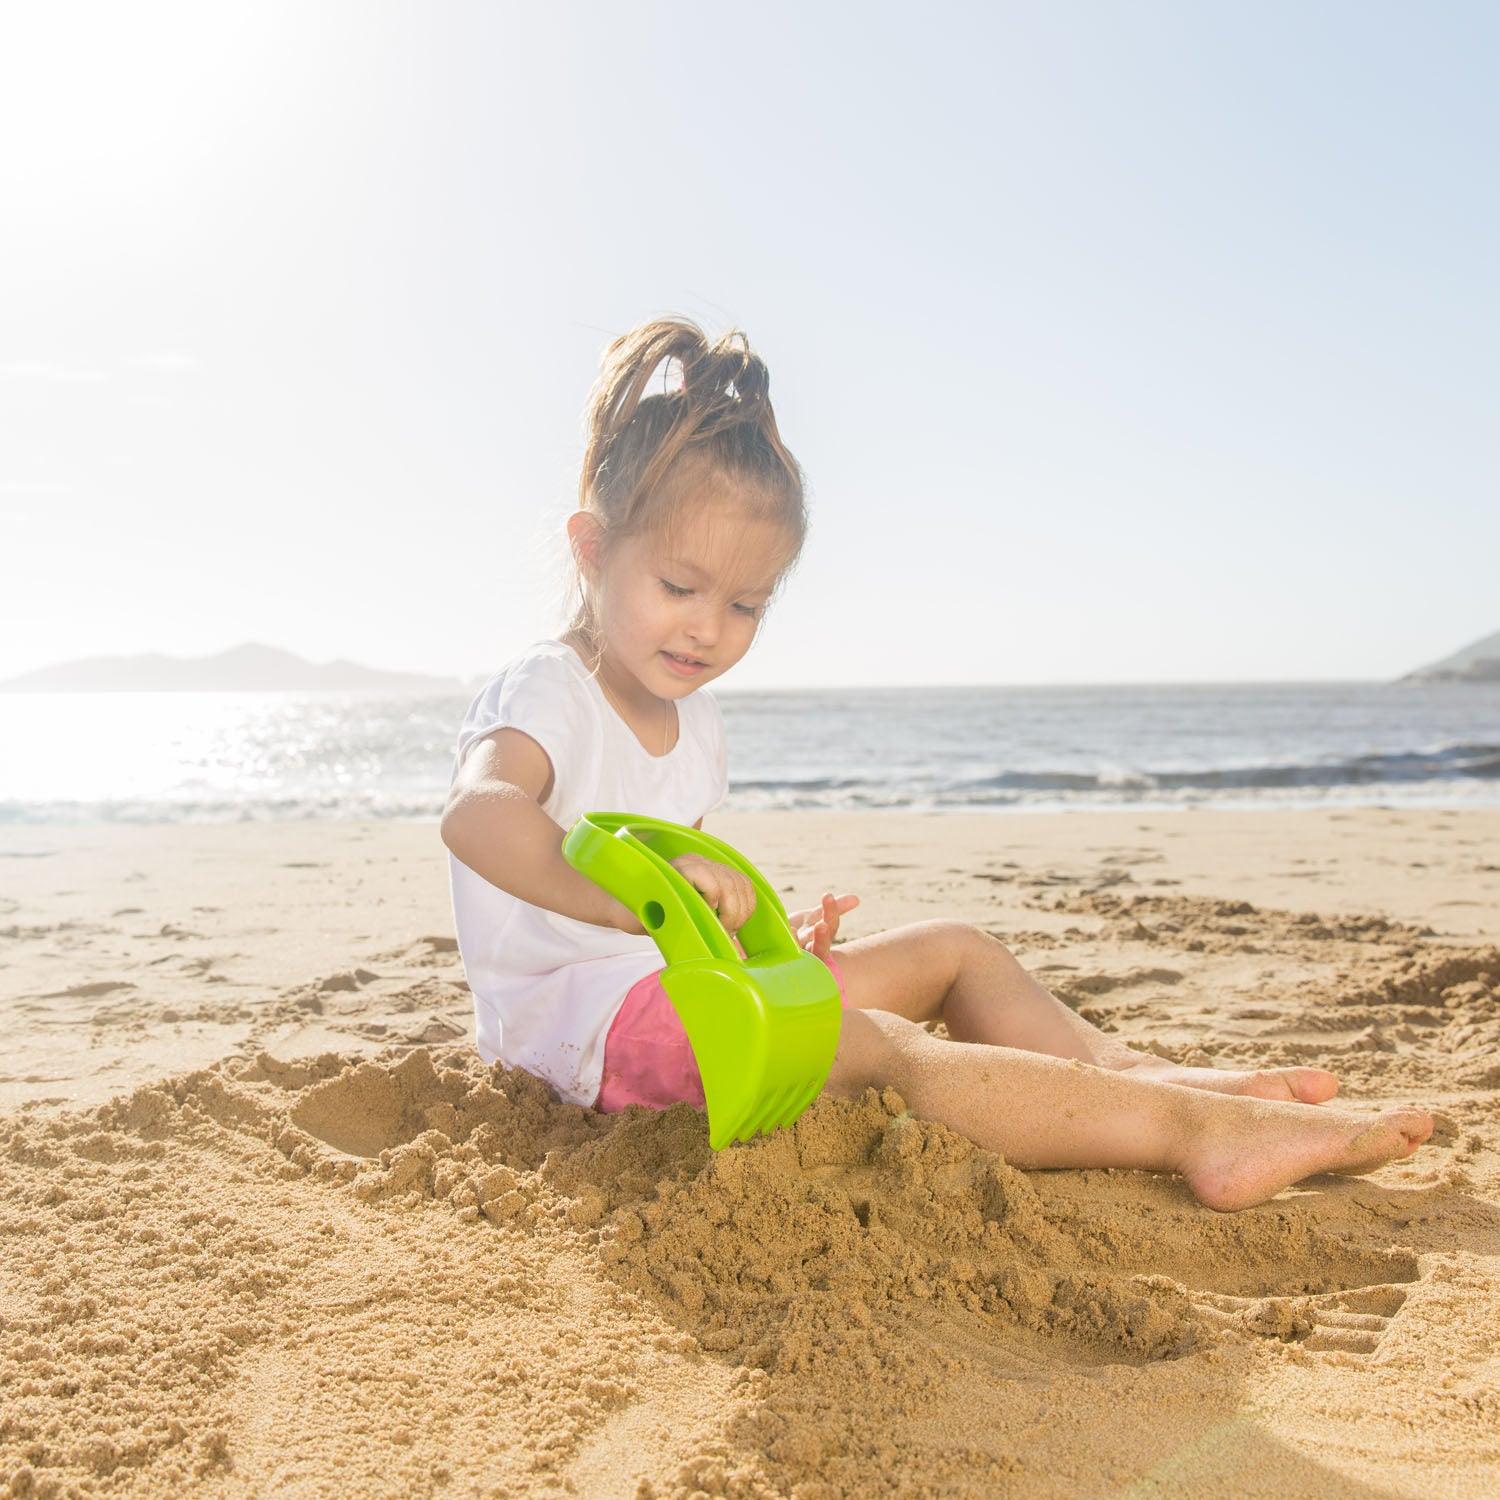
[
  {"xmin": 889, "ymin": 742, "xmax": 1500, "ymax": 798},
  {"xmin": 715, "ymin": 740, "xmax": 1500, "ymax": 812}
]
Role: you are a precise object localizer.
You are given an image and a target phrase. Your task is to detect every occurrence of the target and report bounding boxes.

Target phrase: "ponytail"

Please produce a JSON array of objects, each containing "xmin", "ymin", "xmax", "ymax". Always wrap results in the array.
[{"xmin": 565, "ymin": 316, "xmax": 807, "ymax": 653}]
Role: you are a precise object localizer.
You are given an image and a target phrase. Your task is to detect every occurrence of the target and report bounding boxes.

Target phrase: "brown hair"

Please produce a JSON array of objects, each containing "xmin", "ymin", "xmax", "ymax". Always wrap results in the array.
[{"xmin": 563, "ymin": 316, "xmax": 807, "ymax": 667}]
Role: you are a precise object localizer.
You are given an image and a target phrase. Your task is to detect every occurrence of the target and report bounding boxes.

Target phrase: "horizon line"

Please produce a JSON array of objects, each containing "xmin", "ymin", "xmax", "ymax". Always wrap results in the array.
[{"xmin": 0, "ymin": 672, "xmax": 1460, "ymax": 697}]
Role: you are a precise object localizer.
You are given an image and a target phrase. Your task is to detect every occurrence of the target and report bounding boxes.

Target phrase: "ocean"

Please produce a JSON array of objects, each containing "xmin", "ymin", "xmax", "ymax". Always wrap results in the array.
[{"xmin": 2, "ymin": 680, "xmax": 1497, "ymax": 824}]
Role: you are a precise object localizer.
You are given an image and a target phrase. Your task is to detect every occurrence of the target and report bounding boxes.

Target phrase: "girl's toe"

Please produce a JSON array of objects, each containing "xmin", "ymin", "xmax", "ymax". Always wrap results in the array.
[{"xmin": 1290, "ymin": 1067, "xmax": 1339, "ymax": 1104}]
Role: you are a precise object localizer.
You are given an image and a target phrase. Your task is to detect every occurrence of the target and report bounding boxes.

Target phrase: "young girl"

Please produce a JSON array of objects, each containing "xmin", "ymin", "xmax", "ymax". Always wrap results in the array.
[{"xmin": 441, "ymin": 316, "xmax": 1433, "ymax": 1213}]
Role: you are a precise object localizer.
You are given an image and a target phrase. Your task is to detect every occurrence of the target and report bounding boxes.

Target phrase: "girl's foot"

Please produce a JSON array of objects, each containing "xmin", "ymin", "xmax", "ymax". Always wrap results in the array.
[
  {"xmin": 1120, "ymin": 1056, "xmax": 1339, "ymax": 1105},
  {"xmin": 1179, "ymin": 1099, "xmax": 1434, "ymax": 1212}
]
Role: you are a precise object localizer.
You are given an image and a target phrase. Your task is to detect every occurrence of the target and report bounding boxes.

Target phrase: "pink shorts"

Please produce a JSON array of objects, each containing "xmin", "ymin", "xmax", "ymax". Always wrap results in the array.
[{"xmin": 594, "ymin": 951, "xmax": 849, "ymax": 1114}]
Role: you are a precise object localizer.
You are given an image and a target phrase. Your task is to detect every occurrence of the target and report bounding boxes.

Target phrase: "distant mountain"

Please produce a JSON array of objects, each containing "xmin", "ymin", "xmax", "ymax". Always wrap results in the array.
[
  {"xmin": 0, "ymin": 643, "xmax": 466, "ymax": 694},
  {"xmin": 1404, "ymin": 629, "xmax": 1500, "ymax": 683}
]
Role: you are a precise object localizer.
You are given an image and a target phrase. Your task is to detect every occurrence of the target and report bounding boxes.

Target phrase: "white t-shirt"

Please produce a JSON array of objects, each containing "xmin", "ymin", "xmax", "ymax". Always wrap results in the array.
[{"xmin": 447, "ymin": 637, "xmax": 729, "ymax": 1107}]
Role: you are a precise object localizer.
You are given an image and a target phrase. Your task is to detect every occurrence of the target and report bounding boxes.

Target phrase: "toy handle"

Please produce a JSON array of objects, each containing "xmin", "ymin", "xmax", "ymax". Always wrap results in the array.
[{"xmin": 562, "ymin": 811, "xmax": 801, "ymax": 969}]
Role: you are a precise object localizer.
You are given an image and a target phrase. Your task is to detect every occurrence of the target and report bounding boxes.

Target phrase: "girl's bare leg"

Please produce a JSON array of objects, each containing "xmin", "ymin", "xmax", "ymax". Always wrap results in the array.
[
  {"xmin": 830, "ymin": 917, "xmax": 1339, "ymax": 1105},
  {"xmin": 825, "ymin": 1007, "xmax": 1432, "ymax": 1212}
]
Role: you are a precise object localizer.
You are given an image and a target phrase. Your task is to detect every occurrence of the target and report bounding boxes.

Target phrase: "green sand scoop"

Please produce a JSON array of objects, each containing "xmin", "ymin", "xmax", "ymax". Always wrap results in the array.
[{"xmin": 562, "ymin": 811, "xmax": 843, "ymax": 1150}]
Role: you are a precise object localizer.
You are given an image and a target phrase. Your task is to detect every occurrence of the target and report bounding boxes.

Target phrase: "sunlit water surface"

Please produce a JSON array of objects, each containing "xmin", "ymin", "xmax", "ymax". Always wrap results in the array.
[{"xmin": 2, "ymin": 681, "xmax": 1497, "ymax": 823}]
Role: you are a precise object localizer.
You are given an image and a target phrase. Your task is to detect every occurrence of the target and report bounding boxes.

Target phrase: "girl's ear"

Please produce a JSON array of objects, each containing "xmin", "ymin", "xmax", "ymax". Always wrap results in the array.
[{"xmin": 567, "ymin": 510, "xmax": 602, "ymax": 577}]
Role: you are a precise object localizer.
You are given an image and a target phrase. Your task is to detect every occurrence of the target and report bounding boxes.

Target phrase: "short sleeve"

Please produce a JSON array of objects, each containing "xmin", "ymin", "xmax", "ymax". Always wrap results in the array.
[
  {"xmin": 454, "ymin": 651, "xmax": 594, "ymax": 807},
  {"xmin": 701, "ymin": 689, "xmax": 729, "ymax": 814}
]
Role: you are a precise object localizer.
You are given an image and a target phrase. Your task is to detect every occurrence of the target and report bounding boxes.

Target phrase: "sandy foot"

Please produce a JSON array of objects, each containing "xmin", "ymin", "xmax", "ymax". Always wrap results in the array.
[
  {"xmin": 1122, "ymin": 1057, "xmax": 1341, "ymax": 1105},
  {"xmin": 1180, "ymin": 1100, "xmax": 1435, "ymax": 1213}
]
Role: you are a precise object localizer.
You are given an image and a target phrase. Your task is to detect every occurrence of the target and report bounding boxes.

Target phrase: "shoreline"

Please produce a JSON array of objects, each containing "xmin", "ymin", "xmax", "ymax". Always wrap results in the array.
[{"xmin": 8, "ymin": 786, "xmax": 1500, "ymax": 825}]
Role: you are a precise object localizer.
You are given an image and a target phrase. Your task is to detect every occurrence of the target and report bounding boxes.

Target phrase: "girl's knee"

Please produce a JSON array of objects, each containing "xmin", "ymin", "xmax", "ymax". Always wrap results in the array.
[
  {"xmin": 910, "ymin": 916, "xmax": 995, "ymax": 942},
  {"xmin": 906, "ymin": 916, "xmax": 1013, "ymax": 965}
]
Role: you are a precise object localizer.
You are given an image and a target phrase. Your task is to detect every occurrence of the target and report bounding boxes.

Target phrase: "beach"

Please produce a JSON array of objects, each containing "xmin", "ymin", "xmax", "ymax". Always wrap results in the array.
[{"xmin": 3, "ymin": 807, "xmax": 1498, "ymax": 1496}]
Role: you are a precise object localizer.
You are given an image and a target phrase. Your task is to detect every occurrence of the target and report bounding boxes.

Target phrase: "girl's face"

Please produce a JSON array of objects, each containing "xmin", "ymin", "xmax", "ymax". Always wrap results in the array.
[{"xmin": 578, "ymin": 500, "xmax": 791, "ymax": 700}]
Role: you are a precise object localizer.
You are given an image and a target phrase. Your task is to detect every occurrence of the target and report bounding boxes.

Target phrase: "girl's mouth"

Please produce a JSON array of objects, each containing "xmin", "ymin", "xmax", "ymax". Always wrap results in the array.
[{"xmin": 660, "ymin": 650, "xmax": 707, "ymax": 676}]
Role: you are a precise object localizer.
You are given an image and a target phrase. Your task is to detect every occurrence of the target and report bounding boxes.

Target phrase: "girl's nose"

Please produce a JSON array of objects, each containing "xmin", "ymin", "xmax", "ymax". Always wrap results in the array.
[{"xmin": 686, "ymin": 603, "xmax": 722, "ymax": 646}]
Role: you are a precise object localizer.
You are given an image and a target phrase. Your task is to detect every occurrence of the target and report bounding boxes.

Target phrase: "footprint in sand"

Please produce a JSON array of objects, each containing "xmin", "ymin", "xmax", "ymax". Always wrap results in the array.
[
  {"xmin": 1192, "ymin": 1283, "xmax": 1410, "ymax": 1353},
  {"xmin": 1045, "ymin": 1170, "xmax": 1423, "ymax": 1359}
]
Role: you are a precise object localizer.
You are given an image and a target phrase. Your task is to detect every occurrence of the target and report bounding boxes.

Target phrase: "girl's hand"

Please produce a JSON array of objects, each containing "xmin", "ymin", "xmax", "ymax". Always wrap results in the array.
[
  {"xmin": 667, "ymin": 853, "xmax": 757, "ymax": 934},
  {"xmin": 785, "ymin": 892, "xmax": 859, "ymax": 965}
]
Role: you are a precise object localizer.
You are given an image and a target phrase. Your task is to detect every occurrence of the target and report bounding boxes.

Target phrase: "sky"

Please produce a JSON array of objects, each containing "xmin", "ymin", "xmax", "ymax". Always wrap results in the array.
[{"xmin": 2, "ymin": 1, "xmax": 1496, "ymax": 689}]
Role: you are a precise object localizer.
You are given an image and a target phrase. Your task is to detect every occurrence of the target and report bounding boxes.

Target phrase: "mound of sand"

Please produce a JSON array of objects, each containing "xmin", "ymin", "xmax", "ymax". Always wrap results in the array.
[{"xmin": 3, "ymin": 1016, "xmax": 1497, "ymax": 1496}]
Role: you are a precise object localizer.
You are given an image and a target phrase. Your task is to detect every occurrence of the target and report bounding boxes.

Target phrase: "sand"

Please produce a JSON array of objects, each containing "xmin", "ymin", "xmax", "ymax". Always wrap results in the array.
[{"xmin": 2, "ymin": 807, "xmax": 1498, "ymax": 1497}]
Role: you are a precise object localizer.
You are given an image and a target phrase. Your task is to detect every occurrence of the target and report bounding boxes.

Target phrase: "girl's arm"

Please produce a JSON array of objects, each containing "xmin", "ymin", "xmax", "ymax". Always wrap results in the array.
[{"xmin": 440, "ymin": 728, "xmax": 641, "ymax": 932}]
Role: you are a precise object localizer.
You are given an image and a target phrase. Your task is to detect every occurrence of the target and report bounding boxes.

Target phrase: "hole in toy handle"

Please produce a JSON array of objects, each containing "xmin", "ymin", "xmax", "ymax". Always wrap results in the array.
[{"xmin": 571, "ymin": 812, "xmax": 798, "ymax": 965}]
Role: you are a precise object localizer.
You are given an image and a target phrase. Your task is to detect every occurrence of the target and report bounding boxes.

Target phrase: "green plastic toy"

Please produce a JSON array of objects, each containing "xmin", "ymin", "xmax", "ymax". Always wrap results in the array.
[{"xmin": 562, "ymin": 811, "xmax": 843, "ymax": 1150}]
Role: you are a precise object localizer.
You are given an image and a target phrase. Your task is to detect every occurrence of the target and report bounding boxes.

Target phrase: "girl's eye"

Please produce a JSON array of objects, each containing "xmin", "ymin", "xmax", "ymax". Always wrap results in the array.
[{"xmin": 660, "ymin": 579, "xmax": 760, "ymax": 617}]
